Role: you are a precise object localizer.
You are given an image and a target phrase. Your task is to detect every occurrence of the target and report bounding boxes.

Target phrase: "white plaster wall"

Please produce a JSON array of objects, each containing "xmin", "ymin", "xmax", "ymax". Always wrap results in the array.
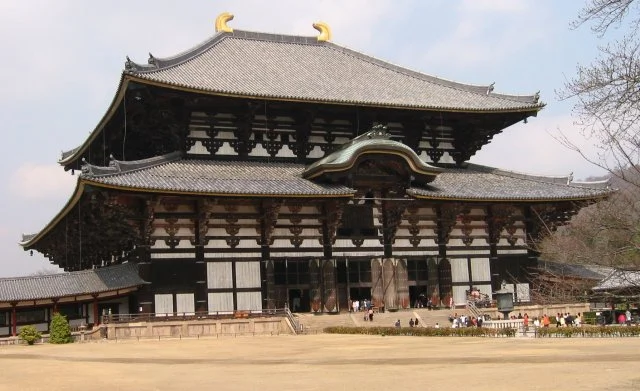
[{"xmin": 150, "ymin": 252, "xmax": 196, "ymax": 259}]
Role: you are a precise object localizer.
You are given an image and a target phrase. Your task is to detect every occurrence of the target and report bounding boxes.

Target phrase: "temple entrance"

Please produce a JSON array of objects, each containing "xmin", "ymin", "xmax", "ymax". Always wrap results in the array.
[
  {"xmin": 288, "ymin": 289, "xmax": 310, "ymax": 312},
  {"xmin": 409, "ymin": 285, "xmax": 430, "ymax": 308},
  {"xmin": 349, "ymin": 287, "xmax": 371, "ymax": 308}
]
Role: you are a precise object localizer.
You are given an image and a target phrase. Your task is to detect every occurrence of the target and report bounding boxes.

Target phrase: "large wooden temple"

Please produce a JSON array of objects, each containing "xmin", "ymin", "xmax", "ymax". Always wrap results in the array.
[{"xmin": 15, "ymin": 14, "xmax": 611, "ymax": 324}]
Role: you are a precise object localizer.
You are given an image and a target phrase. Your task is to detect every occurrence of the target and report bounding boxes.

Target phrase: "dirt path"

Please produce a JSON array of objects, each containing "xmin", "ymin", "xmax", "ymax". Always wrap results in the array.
[{"xmin": 1, "ymin": 335, "xmax": 638, "ymax": 390}]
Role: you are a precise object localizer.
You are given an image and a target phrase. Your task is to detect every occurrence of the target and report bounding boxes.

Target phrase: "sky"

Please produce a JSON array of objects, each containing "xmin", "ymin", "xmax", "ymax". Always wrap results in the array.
[{"xmin": 0, "ymin": 0, "xmax": 611, "ymax": 277}]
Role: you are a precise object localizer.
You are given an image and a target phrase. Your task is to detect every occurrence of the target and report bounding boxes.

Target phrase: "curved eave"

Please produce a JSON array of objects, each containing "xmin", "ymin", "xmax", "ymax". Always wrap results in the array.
[
  {"xmin": 58, "ymin": 74, "xmax": 131, "ymax": 168},
  {"xmin": 81, "ymin": 179, "xmax": 357, "ymax": 199},
  {"xmin": 21, "ymin": 177, "xmax": 356, "ymax": 249},
  {"xmin": 406, "ymin": 190, "xmax": 613, "ymax": 203},
  {"xmin": 20, "ymin": 180, "xmax": 87, "ymax": 249},
  {"xmin": 126, "ymin": 74, "xmax": 545, "ymax": 114},
  {"xmin": 304, "ymin": 148, "xmax": 442, "ymax": 181},
  {"xmin": 59, "ymin": 73, "xmax": 543, "ymax": 168}
]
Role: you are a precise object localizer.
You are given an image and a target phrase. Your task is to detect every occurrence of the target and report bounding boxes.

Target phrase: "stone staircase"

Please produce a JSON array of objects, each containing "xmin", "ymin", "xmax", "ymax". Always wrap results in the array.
[
  {"xmin": 294, "ymin": 308, "xmax": 459, "ymax": 333},
  {"xmin": 294, "ymin": 312, "xmax": 356, "ymax": 333}
]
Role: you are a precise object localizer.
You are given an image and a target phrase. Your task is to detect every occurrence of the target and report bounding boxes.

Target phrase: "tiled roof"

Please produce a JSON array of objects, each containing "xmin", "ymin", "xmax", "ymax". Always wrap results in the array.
[
  {"xmin": 408, "ymin": 164, "xmax": 613, "ymax": 201},
  {"xmin": 125, "ymin": 30, "xmax": 543, "ymax": 112},
  {"xmin": 0, "ymin": 263, "xmax": 146, "ymax": 303},
  {"xmin": 303, "ymin": 127, "xmax": 442, "ymax": 181},
  {"xmin": 592, "ymin": 270, "xmax": 640, "ymax": 291},
  {"xmin": 82, "ymin": 155, "xmax": 355, "ymax": 196},
  {"xmin": 80, "ymin": 154, "xmax": 611, "ymax": 201},
  {"xmin": 537, "ymin": 261, "xmax": 612, "ymax": 281}
]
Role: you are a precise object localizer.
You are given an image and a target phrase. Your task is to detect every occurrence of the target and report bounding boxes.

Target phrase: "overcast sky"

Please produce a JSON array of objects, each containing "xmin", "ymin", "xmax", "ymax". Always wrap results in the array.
[{"xmin": 0, "ymin": 0, "xmax": 608, "ymax": 277}]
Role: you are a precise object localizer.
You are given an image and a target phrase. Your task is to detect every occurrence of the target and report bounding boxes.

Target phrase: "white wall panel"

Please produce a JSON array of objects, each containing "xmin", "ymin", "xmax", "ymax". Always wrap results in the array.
[
  {"xmin": 236, "ymin": 292, "xmax": 262, "ymax": 311},
  {"xmin": 236, "ymin": 262, "xmax": 261, "ymax": 288},
  {"xmin": 450, "ymin": 258, "xmax": 469, "ymax": 283},
  {"xmin": 208, "ymin": 292, "xmax": 234, "ymax": 314},
  {"xmin": 154, "ymin": 294, "xmax": 173, "ymax": 316},
  {"xmin": 187, "ymin": 141, "xmax": 209, "ymax": 155},
  {"xmin": 176, "ymin": 293, "xmax": 195, "ymax": 315},
  {"xmin": 470, "ymin": 258, "xmax": 491, "ymax": 282},
  {"xmin": 476, "ymin": 284, "xmax": 493, "ymax": 300},
  {"xmin": 452, "ymin": 286, "xmax": 467, "ymax": 307},
  {"xmin": 207, "ymin": 262, "xmax": 233, "ymax": 289}
]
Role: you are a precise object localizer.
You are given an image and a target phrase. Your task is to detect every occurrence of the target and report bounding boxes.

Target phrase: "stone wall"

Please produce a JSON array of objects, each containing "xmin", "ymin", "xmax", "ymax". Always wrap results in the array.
[{"xmin": 104, "ymin": 317, "xmax": 291, "ymax": 340}]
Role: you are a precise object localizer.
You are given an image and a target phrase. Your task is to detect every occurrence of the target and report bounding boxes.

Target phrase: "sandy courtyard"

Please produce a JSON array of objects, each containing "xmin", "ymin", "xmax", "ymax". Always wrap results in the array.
[{"xmin": 0, "ymin": 334, "xmax": 638, "ymax": 391}]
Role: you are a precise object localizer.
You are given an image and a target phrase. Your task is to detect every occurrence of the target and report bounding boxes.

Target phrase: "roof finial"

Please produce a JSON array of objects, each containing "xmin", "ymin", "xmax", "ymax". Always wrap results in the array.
[
  {"xmin": 312, "ymin": 22, "xmax": 331, "ymax": 42},
  {"xmin": 486, "ymin": 82, "xmax": 495, "ymax": 95},
  {"xmin": 215, "ymin": 12, "xmax": 234, "ymax": 33}
]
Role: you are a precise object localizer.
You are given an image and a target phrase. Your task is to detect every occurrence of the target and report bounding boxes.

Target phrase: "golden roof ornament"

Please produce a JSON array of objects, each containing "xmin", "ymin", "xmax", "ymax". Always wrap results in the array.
[
  {"xmin": 215, "ymin": 12, "xmax": 234, "ymax": 33},
  {"xmin": 312, "ymin": 22, "xmax": 331, "ymax": 42}
]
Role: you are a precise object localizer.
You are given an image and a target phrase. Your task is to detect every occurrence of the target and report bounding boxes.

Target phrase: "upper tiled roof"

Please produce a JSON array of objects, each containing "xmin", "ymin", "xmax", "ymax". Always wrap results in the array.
[
  {"xmin": 125, "ymin": 29, "xmax": 543, "ymax": 112},
  {"xmin": 0, "ymin": 263, "xmax": 146, "ymax": 303},
  {"xmin": 82, "ymin": 154, "xmax": 355, "ymax": 197},
  {"xmin": 408, "ymin": 164, "xmax": 612, "ymax": 201}
]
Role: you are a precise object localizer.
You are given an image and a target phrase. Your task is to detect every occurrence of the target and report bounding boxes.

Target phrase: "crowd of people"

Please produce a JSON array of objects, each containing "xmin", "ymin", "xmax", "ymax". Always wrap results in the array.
[{"xmin": 447, "ymin": 312, "xmax": 485, "ymax": 328}]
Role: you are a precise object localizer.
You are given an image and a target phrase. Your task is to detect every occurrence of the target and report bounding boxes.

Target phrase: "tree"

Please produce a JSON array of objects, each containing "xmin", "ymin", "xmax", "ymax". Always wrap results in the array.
[
  {"xmin": 49, "ymin": 313, "xmax": 73, "ymax": 344},
  {"xmin": 558, "ymin": 0, "xmax": 640, "ymax": 189},
  {"xmin": 538, "ymin": 172, "xmax": 640, "ymax": 269},
  {"xmin": 18, "ymin": 325, "xmax": 42, "ymax": 345},
  {"xmin": 539, "ymin": 1, "xmax": 640, "ymax": 272}
]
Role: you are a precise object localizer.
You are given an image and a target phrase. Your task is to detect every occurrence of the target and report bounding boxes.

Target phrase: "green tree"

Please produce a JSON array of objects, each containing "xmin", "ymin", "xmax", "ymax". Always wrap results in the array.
[
  {"xmin": 49, "ymin": 313, "xmax": 73, "ymax": 344},
  {"xmin": 18, "ymin": 325, "xmax": 42, "ymax": 345}
]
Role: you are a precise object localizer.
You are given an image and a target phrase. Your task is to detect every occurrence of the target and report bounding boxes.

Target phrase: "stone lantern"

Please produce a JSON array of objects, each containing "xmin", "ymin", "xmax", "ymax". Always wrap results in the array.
[{"xmin": 494, "ymin": 281, "xmax": 514, "ymax": 320}]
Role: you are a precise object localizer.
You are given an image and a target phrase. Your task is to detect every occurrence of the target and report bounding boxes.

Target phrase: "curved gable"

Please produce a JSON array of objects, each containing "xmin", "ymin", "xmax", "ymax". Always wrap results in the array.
[{"xmin": 302, "ymin": 126, "xmax": 442, "ymax": 185}]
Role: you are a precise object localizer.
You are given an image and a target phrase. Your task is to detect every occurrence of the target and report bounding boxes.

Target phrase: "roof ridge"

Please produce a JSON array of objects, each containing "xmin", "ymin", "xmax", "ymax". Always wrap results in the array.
[
  {"xmin": 81, "ymin": 151, "xmax": 182, "ymax": 177},
  {"xmin": 124, "ymin": 28, "xmax": 541, "ymax": 104},
  {"xmin": 466, "ymin": 163, "xmax": 613, "ymax": 190}
]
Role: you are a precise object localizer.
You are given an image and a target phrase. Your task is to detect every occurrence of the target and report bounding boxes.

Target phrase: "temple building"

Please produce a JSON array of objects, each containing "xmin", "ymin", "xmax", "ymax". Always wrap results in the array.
[{"xmin": 4, "ymin": 14, "xmax": 612, "ymax": 334}]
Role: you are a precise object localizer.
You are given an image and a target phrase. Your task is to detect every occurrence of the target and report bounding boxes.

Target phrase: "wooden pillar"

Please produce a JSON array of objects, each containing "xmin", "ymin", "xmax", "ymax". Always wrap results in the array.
[
  {"xmin": 93, "ymin": 295, "xmax": 99, "ymax": 325},
  {"xmin": 52, "ymin": 299, "xmax": 59, "ymax": 314},
  {"xmin": 10, "ymin": 303, "xmax": 17, "ymax": 337}
]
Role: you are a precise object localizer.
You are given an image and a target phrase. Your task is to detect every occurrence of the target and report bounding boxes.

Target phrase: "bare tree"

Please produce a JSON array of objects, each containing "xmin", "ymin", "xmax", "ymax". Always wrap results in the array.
[
  {"xmin": 537, "ymin": 1, "xmax": 640, "ymax": 275},
  {"xmin": 558, "ymin": 0, "xmax": 640, "ymax": 189}
]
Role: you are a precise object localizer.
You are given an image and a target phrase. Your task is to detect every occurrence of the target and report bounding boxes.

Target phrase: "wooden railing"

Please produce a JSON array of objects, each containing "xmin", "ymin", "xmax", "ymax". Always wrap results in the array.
[{"xmin": 284, "ymin": 306, "xmax": 301, "ymax": 334}]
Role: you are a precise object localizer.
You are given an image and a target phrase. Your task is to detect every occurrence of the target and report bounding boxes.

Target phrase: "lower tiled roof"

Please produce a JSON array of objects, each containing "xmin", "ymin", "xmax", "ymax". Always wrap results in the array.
[
  {"xmin": 0, "ymin": 263, "xmax": 146, "ymax": 303},
  {"xmin": 80, "ymin": 156, "xmax": 612, "ymax": 200},
  {"xmin": 83, "ymin": 159, "xmax": 356, "ymax": 196},
  {"xmin": 592, "ymin": 270, "xmax": 640, "ymax": 291},
  {"xmin": 408, "ymin": 164, "xmax": 612, "ymax": 201}
]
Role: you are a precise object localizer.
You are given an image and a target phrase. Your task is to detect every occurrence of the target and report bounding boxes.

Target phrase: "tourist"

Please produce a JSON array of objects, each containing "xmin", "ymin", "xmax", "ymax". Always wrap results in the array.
[
  {"xmin": 449, "ymin": 296, "xmax": 454, "ymax": 310},
  {"xmin": 434, "ymin": 322, "xmax": 440, "ymax": 328},
  {"xmin": 626, "ymin": 310, "xmax": 632, "ymax": 325},
  {"xmin": 414, "ymin": 318, "xmax": 419, "ymax": 327},
  {"xmin": 409, "ymin": 318, "xmax": 415, "ymax": 327},
  {"xmin": 543, "ymin": 314, "xmax": 550, "ymax": 327},
  {"xmin": 395, "ymin": 319, "xmax": 401, "ymax": 328},
  {"xmin": 618, "ymin": 312, "xmax": 626, "ymax": 324},
  {"xmin": 368, "ymin": 308, "xmax": 374, "ymax": 322}
]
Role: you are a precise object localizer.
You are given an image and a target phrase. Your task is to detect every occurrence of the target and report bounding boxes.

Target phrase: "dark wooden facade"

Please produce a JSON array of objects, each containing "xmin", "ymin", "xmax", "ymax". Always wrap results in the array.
[{"xmin": 21, "ymin": 22, "xmax": 609, "ymax": 315}]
